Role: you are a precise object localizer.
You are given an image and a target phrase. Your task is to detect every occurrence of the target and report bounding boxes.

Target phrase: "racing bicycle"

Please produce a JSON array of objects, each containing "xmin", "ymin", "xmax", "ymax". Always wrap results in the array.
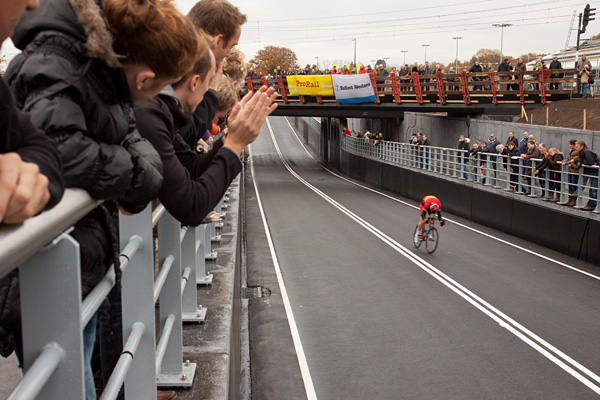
[{"xmin": 413, "ymin": 217, "xmax": 439, "ymax": 254}]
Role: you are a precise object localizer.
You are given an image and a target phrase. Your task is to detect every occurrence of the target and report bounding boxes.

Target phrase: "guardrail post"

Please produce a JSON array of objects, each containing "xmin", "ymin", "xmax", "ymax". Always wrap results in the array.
[
  {"xmin": 390, "ymin": 73, "xmax": 402, "ymax": 103},
  {"xmin": 539, "ymin": 69, "xmax": 547, "ymax": 104},
  {"xmin": 574, "ymin": 168, "xmax": 585, "ymax": 208},
  {"xmin": 460, "ymin": 71, "xmax": 471, "ymax": 104},
  {"xmin": 368, "ymin": 72, "xmax": 381, "ymax": 104},
  {"xmin": 519, "ymin": 72, "xmax": 525, "ymax": 104},
  {"xmin": 245, "ymin": 76, "xmax": 254, "ymax": 95},
  {"xmin": 205, "ymin": 221, "xmax": 217, "ymax": 261},
  {"xmin": 156, "ymin": 212, "xmax": 195, "ymax": 387},
  {"xmin": 277, "ymin": 75, "xmax": 289, "ymax": 103},
  {"xmin": 412, "ymin": 72, "xmax": 423, "ymax": 104},
  {"xmin": 196, "ymin": 224, "xmax": 213, "ymax": 285},
  {"xmin": 119, "ymin": 205, "xmax": 157, "ymax": 399},
  {"xmin": 181, "ymin": 226, "xmax": 206, "ymax": 323},
  {"xmin": 436, "ymin": 71, "xmax": 446, "ymax": 104},
  {"xmin": 490, "ymin": 71, "xmax": 498, "ymax": 104},
  {"xmin": 19, "ymin": 233, "xmax": 85, "ymax": 400}
]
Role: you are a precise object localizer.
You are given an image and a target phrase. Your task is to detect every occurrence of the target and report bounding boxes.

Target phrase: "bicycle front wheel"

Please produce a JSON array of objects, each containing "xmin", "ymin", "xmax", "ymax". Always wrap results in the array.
[
  {"xmin": 413, "ymin": 224, "xmax": 422, "ymax": 248},
  {"xmin": 425, "ymin": 227, "xmax": 439, "ymax": 254}
]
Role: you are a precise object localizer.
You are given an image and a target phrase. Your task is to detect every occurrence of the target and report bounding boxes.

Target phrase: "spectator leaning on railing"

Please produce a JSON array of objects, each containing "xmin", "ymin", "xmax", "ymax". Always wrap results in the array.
[
  {"xmin": 0, "ymin": 0, "xmax": 65, "ymax": 377},
  {"xmin": 5, "ymin": 0, "xmax": 199, "ymax": 398},
  {"xmin": 0, "ymin": 0, "xmax": 64, "ymax": 225},
  {"xmin": 575, "ymin": 140, "xmax": 599, "ymax": 211},
  {"xmin": 563, "ymin": 139, "xmax": 580, "ymax": 206}
]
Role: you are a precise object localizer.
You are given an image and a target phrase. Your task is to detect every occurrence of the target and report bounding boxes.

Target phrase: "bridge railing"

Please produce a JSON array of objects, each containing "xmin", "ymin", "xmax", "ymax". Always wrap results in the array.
[
  {"xmin": 0, "ymin": 188, "xmax": 229, "ymax": 399},
  {"xmin": 245, "ymin": 69, "xmax": 580, "ymax": 106},
  {"xmin": 343, "ymin": 136, "xmax": 600, "ymax": 213}
]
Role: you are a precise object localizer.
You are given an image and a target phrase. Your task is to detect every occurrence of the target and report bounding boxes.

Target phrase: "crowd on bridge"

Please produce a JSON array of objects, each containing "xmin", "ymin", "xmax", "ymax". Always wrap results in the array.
[
  {"xmin": 247, "ymin": 54, "xmax": 595, "ymax": 98},
  {"xmin": 0, "ymin": 0, "xmax": 276, "ymax": 398}
]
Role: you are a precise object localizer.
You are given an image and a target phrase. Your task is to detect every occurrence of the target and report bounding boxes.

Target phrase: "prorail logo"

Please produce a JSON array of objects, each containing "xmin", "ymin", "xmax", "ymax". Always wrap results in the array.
[{"xmin": 295, "ymin": 80, "xmax": 320, "ymax": 88}]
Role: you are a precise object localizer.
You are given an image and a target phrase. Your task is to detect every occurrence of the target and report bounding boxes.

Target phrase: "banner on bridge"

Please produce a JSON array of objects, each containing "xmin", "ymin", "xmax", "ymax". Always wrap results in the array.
[
  {"xmin": 331, "ymin": 74, "xmax": 377, "ymax": 104},
  {"xmin": 286, "ymin": 75, "xmax": 334, "ymax": 96}
]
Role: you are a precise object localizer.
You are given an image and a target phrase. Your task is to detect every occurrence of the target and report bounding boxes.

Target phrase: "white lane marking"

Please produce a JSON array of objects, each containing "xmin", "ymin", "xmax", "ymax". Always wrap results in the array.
[
  {"xmin": 248, "ymin": 145, "xmax": 318, "ymax": 400},
  {"xmin": 282, "ymin": 117, "xmax": 600, "ymax": 282},
  {"xmin": 266, "ymin": 118, "xmax": 600, "ymax": 396}
]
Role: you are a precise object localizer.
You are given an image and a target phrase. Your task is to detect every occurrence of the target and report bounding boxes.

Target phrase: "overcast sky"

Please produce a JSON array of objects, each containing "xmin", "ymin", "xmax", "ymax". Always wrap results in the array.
[{"xmin": 2, "ymin": 0, "xmax": 597, "ymax": 68}]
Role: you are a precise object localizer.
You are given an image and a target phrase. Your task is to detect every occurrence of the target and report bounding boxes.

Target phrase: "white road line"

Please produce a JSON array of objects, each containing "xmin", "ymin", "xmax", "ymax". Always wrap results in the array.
[
  {"xmin": 266, "ymin": 117, "xmax": 600, "ymax": 396},
  {"xmin": 248, "ymin": 146, "xmax": 318, "ymax": 400},
  {"xmin": 282, "ymin": 117, "xmax": 600, "ymax": 282}
]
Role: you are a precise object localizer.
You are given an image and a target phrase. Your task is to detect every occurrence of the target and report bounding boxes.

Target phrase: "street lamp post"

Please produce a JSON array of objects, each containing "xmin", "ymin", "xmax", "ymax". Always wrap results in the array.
[
  {"xmin": 492, "ymin": 23, "xmax": 512, "ymax": 64},
  {"xmin": 401, "ymin": 50, "xmax": 408, "ymax": 65},
  {"xmin": 422, "ymin": 44, "xmax": 430, "ymax": 64},
  {"xmin": 315, "ymin": 56, "xmax": 319, "ymax": 69},
  {"xmin": 452, "ymin": 37, "xmax": 462, "ymax": 72},
  {"xmin": 351, "ymin": 38, "xmax": 357, "ymax": 68}
]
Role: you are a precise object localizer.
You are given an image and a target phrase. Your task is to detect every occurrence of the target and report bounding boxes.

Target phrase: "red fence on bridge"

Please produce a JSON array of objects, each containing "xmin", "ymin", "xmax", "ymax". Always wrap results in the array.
[{"xmin": 244, "ymin": 69, "xmax": 580, "ymax": 106}]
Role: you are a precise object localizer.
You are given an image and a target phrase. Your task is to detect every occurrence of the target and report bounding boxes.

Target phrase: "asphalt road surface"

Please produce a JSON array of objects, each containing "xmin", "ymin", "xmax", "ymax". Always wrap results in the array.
[{"xmin": 245, "ymin": 116, "xmax": 600, "ymax": 400}]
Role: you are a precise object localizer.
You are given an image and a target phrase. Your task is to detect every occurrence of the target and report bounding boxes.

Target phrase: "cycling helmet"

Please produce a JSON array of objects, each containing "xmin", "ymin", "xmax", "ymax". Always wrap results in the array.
[{"xmin": 429, "ymin": 203, "xmax": 440, "ymax": 212}]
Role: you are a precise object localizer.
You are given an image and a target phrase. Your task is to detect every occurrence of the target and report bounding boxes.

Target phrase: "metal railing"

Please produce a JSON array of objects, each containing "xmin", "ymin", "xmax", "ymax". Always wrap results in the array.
[
  {"xmin": 1, "ymin": 188, "xmax": 230, "ymax": 399},
  {"xmin": 343, "ymin": 136, "xmax": 600, "ymax": 214}
]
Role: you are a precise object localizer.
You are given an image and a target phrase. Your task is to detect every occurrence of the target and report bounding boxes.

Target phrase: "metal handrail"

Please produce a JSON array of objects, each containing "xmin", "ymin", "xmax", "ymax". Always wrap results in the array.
[
  {"xmin": 343, "ymin": 136, "xmax": 600, "ymax": 213},
  {"xmin": 0, "ymin": 189, "xmax": 99, "ymax": 278},
  {"xmin": 7, "ymin": 343, "xmax": 66, "ymax": 400}
]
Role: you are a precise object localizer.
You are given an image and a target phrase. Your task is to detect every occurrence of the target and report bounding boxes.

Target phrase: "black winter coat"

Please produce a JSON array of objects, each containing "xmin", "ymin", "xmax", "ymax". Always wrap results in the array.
[
  {"xmin": 134, "ymin": 89, "xmax": 242, "ymax": 226},
  {"xmin": 3, "ymin": 0, "xmax": 164, "ymax": 317},
  {"xmin": 0, "ymin": 76, "xmax": 65, "ymax": 327}
]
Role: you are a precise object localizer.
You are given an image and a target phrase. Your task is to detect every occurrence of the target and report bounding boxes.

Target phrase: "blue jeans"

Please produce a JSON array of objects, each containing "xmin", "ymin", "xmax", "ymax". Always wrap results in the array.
[
  {"xmin": 583, "ymin": 82, "xmax": 589, "ymax": 99},
  {"xmin": 84, "ymin": 313, "xmax": 98, "ymax": 400},
  {"xmin": 582, "ymin": 170, "xmax": 598, "ymax": 208},
  {"xmin": 568, "ymin": 172, "xmax": 579, "ymax": 194}
]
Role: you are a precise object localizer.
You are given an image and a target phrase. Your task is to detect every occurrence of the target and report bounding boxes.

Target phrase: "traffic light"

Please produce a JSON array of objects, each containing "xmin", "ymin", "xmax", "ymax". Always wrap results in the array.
[{"xmin": 581, "ymin": 4, "xmax": 596, "ymax": 33}]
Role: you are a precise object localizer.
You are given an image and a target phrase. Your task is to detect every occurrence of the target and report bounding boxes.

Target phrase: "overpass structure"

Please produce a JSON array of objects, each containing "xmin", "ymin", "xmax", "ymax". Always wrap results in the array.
[{"xmin": 245, "ymin": 69, "xmax": 582, "ymax": 118}]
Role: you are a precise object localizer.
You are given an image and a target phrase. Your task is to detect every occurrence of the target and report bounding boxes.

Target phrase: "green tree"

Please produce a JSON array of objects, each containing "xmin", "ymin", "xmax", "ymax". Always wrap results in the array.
[{"xmin": 247, "ymin": 46, "xmax": 299, "ymax": 76}]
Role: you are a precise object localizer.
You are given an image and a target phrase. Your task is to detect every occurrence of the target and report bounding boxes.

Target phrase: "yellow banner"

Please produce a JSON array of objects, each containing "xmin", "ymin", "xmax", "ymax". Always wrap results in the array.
[{"xmin": 286, "ymin": 75, "xmax": 334, "ymax": 96}]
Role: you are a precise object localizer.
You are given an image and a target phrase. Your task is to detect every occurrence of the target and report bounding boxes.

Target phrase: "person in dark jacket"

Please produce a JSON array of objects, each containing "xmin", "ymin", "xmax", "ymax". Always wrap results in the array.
[
  {"xmin": 575, "ymin": 140, "xmax": 599, "ymax": 210},
  {"xmin": 0, "ymin": 0, "xmax": 65, "ymax": 366},
  {"xmin": 469, "ymin": 61, "xmax": 483, "ymax": 90},
  {"xmin": 549, "ymin": 56, "xmax": 563, "ymax": 90},
  {"xmin": 184, "ymin": 0, "xmax": 247, "ymax": 150},
  {"xmin": 505, "ymin": 131, "xmax": 519, "ymax": 148},
  {"xmin": 497, "ymin": 58, "xmax": 511, "ymax": 90},
  {"xmin": 458, "ymin": 134, "xmax": 470, "ymax": 179},
  {"xmin": 5, "ymin": 0, "xmax": 200, "ymax": 398},
  {"xmin": 135, "ymin": 43, "xmax": 278, "ymax": 227},
  {"xmin": 505, "ymin": 141, "xmax": 521, "ymax": 190},
  {"xmin": 521, "ymin": 141, "xmax": 542, "ymax": 195}
]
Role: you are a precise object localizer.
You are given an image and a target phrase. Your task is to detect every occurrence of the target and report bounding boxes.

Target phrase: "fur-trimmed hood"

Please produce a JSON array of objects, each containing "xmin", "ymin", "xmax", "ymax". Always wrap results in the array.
[{"xmin": 11, "ymin": 0, "xmax": 120, "ymax": 67}]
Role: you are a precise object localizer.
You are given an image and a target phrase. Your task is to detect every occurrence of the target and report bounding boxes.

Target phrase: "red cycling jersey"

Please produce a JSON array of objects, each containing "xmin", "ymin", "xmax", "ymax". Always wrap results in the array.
[{"xmin": 420, "ymin": 195, "xmax": 441, "ymax": 214}]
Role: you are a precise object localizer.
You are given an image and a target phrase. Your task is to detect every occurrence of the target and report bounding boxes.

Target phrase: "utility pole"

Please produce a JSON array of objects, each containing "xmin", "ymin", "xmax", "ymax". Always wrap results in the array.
[
  {"xmin": 351, "ymin": 38, "xmax": 357, "ymax": 68},
  {"xmin": 492, "ymin": 23, "xmax": 512, "ymax": 64},
  {"xmin": 452, "ymin": 37, "xmax": 462, "ymax": 71},
  {"xmin": 422, "ymin": 44, "xmax": 430, "ymax": 64},
  {"xmin": 401, "ymin": 50, "xmax": 408, "ymax": 65}
]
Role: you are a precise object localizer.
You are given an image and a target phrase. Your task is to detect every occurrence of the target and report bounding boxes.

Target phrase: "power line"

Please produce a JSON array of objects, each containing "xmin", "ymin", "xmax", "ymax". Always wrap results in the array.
[
  {"xmin": 247, "ymin": 0, "xmax": 581, "ymax": 29},
  {"xmin": 240, "ymin": 16, "xmax": 572, "ymax": 47}
]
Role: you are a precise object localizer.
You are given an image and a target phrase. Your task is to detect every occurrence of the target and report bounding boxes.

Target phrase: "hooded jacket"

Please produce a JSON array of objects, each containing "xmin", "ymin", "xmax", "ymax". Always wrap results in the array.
[{"xmin": 2, "ymin": 0, "xmax": 164, "ymax": 324}]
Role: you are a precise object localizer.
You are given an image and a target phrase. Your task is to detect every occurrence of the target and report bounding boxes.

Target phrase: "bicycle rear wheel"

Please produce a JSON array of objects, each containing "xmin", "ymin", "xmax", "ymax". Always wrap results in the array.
[
  {"xmin": 425, "ymin": 227, "xmax": 439, "ymax": 254},
  {"xmin": 413, "ymin": 225, "xmax": 422, "ymax": 248}
]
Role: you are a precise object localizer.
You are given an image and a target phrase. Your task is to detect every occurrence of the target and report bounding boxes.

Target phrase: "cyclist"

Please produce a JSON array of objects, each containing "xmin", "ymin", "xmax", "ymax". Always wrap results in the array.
[{"xmin": 415, "ymin": 195, "xmax": 445, "ymax": 242}]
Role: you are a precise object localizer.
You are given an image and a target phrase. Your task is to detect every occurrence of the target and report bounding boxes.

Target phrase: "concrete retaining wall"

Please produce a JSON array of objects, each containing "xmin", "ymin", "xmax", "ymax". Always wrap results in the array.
[{"xmin": 347, "ymin": 113, "xmax": 600, "ymax": 152}]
